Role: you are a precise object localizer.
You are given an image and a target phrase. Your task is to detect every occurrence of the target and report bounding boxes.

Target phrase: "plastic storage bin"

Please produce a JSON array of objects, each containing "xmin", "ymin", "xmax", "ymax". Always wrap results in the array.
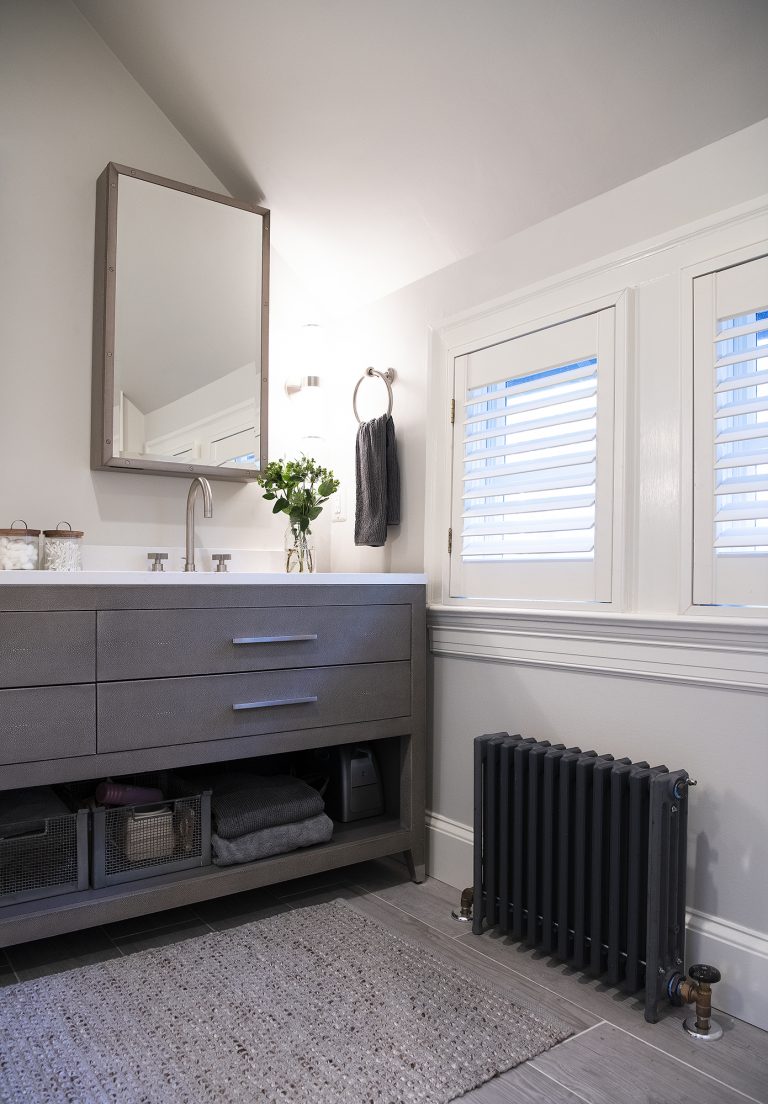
[
  {"xmin": 92, "ymin": 789, "xmax": 211, "ymax": 888},
  {"xmin": 0, "ymin": 799, "xmax": 89, "ymax": 907}
]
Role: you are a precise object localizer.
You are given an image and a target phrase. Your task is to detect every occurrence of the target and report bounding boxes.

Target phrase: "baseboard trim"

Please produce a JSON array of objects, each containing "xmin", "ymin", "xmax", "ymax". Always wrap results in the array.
[
  {"xmin": 426, "ymin": 814, "xmax": 768, "ymax": 1030},
  {"xmin": 685, "ymin": 908, "xmax": 768, "ymax": 1030},
  {"xmin": 425, "ymin": 811, "xmax": 473, "ymax": 891}
]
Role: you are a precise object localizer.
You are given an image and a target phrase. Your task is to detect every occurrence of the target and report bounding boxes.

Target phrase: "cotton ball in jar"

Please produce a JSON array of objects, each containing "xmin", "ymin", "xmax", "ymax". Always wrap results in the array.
[{"xmin": 0, "ymin": 537, "xmax": 38, "ymax": 570}]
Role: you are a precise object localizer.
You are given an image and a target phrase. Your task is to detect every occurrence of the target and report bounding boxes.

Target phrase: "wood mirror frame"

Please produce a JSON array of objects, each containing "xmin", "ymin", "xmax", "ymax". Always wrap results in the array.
[{"xmin": 91, "ymin": 162, "xmax": 269, "ymax": 482}]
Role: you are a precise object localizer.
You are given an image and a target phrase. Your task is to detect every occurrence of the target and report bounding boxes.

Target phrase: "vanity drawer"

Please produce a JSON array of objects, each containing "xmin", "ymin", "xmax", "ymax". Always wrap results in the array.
[
  {"xmin": 97, "ymin": 604, "xmax": 411, "ymax": 680},
  {"xmin": 0, "ymin": 612, "xmax": 95, "ymax": 688},
  {"xmin": 97, "ymin": 661, "xmax": 411, "ymax": 753},
  {"xmin": 0, "ymin": 684, "xmax": 96, "ymax": 765}
]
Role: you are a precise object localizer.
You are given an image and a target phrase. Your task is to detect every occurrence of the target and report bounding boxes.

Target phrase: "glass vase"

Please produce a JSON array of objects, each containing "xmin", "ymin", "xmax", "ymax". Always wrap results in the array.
[{"xmin": 284, "ymin": 525, "xmax": 315, "ymax": 573}]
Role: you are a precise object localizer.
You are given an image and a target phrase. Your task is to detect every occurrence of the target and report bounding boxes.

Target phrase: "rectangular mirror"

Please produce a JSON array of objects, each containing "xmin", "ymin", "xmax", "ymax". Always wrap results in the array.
[{"xmin": 92, "ymin": 163, "xmax": 269, "ymax": 481}]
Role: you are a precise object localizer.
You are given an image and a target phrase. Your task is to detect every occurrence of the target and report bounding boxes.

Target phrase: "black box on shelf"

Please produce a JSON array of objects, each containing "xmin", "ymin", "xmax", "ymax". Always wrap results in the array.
[{"xmin": 325, "ymin": 745, "xmax": 384, "ymax": 823}]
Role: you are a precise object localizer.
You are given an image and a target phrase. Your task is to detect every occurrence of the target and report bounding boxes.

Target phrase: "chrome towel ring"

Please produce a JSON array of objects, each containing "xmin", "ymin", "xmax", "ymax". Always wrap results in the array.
[{"xmin": 353, "ymin": 367, "xmax": 396, "ymax": 425}]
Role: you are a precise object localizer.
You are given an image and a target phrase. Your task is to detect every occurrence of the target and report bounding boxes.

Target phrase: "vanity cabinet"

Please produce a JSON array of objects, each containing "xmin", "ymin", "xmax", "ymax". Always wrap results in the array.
[{"xmin": 0, "ymin": 580, "xmax": 426, "ymax": 945}]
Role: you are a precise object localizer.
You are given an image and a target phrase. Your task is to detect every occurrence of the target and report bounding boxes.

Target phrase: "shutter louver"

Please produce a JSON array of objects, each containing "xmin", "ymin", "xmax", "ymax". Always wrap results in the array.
[{"xmin": 460, "ymin": 358, "xmax": 598, "ymax": 562}]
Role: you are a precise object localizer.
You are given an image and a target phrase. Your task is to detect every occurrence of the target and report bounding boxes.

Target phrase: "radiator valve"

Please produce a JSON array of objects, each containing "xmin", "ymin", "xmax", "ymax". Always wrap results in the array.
[
  {"xmin": 669, "ymin": 963, "xmax": 723, "ymax": 1041},
  {"xmin": 452, "ymin": 886, "xmax": 474, "ymax": 923}
]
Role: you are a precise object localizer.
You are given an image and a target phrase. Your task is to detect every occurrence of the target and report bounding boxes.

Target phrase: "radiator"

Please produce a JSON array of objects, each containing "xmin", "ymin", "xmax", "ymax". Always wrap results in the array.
[{"xmin": 473, "ymin": 732, "xmax": 692, "ymax": 1022}]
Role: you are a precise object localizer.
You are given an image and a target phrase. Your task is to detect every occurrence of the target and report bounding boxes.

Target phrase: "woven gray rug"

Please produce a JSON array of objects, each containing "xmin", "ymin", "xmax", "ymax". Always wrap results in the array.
[{"xmin": 0, "ymin": 899, "xmax": 572, "ymax": 1103}]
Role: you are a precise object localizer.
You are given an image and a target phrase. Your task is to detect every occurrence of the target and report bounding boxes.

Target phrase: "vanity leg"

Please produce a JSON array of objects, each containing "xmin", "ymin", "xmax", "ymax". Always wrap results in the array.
[{"xmin": 403, "ymin": 850, "xmax": 425, "ymax": 884}]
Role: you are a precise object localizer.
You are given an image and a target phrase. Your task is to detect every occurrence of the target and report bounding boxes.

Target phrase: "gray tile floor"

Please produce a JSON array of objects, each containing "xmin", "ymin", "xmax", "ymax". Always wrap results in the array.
[{"xmin": 1, "ymin": 860, "xmax": 766, "ymax": 1103}]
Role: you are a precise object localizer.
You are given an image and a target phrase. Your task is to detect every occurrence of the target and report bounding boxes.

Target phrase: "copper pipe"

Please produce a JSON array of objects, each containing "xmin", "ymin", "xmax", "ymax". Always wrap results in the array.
[
  {"xmin": 671, "ymin": 964, "xmax": 722, "ymax": 1039},
  {"xmin": 694, "ymin": 981, "xmax": 714, "ymax": 1033}
]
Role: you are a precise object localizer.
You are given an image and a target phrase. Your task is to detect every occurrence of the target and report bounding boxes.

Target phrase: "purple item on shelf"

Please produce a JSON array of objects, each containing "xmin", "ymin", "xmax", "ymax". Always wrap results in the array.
[{"xmin": 95, "ymin": 781, "xmax": 164, "ymax": 807}]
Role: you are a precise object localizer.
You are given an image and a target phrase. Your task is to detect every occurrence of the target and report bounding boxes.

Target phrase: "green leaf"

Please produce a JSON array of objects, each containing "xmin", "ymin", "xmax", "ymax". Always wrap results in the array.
[{"xmin": 258, "ymin": 455, "xmax": 338, "ymax": 519}]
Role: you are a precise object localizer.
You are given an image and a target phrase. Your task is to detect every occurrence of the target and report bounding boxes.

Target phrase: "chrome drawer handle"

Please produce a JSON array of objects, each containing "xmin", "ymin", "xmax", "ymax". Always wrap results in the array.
[
  {"xmin": 232, "ymin": 695, "xmax": 318, "ymax": 711},
  {"xmin": 232, "ymin": 634, "xmax": 319, "ymax": 645}
]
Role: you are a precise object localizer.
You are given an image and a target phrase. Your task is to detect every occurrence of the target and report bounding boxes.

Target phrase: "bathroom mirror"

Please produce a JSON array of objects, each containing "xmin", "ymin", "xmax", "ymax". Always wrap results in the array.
[{"xmin": 92, "ymin": 163, "xmax": 269, "ymax": 481}]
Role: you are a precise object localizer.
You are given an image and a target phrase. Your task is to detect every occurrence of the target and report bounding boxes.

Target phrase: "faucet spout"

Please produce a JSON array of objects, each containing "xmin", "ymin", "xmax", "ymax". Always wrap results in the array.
[{"xmin": 184, "ymin": 476, "xmax": 213, "ymax": 572}]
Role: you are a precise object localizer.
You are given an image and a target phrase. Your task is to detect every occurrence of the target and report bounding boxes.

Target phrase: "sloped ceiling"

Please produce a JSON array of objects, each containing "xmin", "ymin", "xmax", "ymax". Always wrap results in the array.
[{"xmin": 73, "ymin": 0, "xmax": 768, "ymax": 314}]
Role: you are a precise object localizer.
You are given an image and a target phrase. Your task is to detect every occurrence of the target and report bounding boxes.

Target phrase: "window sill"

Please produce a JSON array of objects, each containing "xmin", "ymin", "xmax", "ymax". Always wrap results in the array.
[{"xmin": 428, "ymin": 605, "xmax": 768, "ymax": 694}]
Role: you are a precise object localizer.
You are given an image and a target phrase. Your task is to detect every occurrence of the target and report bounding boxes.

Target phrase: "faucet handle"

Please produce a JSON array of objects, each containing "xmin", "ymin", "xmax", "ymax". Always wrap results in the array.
[
  {"xmin": 212, "ymin": 553, "xmax": 231, "ymax": 573},
  {"xmin": 147, "ymin": 552, "xmax": 169, "ymax": 572}
]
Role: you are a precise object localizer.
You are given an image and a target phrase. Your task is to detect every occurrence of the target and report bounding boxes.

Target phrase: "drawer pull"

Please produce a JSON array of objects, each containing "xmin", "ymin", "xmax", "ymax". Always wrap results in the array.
[
  {"xmin": 232, "ymin": 695, "xmax": 318, "ymax": 711},
  {"xmin": 232, "ymin": 634, "xmax": 319, "ymax": 645}
]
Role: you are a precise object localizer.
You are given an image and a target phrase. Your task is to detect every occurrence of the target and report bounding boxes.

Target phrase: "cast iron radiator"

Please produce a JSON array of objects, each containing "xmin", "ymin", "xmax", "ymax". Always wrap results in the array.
[{"xmin": 473, "ymin": 732, "xmax": 693, "ymax": 1022}]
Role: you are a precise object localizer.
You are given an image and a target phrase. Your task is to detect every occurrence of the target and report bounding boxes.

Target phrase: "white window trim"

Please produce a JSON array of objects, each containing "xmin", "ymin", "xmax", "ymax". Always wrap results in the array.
[{"xmin": 426, "ymin": 194, "xmax": 768, "ymax": 623}]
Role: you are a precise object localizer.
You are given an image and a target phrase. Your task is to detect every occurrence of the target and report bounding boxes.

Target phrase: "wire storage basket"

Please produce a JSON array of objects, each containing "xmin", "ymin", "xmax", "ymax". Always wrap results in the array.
[
  {"xmin": 91, "ymin": 782, "xmax": 211, "ymax": 888},
  {"xmin": 0, "ymin": 804, "xmax": 89, "ymax": 907}
]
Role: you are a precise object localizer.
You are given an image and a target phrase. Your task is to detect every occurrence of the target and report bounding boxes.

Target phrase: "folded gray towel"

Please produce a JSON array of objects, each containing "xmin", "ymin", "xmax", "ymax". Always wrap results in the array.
[
  {"xmin": 212, "ymin": 774, "xmax": 325, "ymax": 840},
  {"xmin": 355, "ymin": 413, "xmax": 400, "ymax": 546},
  {"xmin": 212, "ymin": 812, "xmax": 334, "ymax": 866}
]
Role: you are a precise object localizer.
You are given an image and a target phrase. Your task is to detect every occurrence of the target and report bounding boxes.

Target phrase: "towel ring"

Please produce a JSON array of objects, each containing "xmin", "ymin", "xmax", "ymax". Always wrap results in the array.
[{"xmin": 352, "ymin": 367, "xmax": 395, "ymax": 425}]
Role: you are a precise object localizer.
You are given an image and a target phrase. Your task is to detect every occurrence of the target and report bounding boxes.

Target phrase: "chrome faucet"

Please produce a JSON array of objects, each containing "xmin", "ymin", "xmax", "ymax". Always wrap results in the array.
[{"xmin": 184, "ymin": 476, "xmax": 213, "ymax": 572}]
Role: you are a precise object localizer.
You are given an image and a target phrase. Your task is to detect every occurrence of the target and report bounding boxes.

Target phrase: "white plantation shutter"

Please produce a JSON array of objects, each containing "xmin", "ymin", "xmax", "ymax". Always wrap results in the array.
[
  {"xmin": 693, "ymin": 252, "xmax": 768, "ymax": 608},
  {"xmin": 450, "ymin": 308, "xmax": 616, "ymax": 604}
]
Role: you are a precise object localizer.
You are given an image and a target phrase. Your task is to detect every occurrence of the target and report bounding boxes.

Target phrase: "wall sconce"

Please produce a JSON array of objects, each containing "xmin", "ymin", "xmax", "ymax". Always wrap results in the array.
[
  {"xmin": 284, "ymin": 324, "xmax": 326, "ymax": 444},
  {"xmin": 285, "ymin": 374, "xmax": 324, "ymax": 445},
  {"xmin": 284, "ymin": 323, "xmax": 324, "ymax": 397},
  {"xmin": 283, "ymin": 324, "xmax": 327, "ymax": 448},
  {"xmin": 284, "ymin": 374, "xmax": 321, "ymax": 397}
]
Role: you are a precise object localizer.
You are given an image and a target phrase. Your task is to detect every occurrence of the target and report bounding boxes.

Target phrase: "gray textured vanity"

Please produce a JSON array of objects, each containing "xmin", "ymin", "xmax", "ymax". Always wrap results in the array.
[{"xmin": 0, "ymin": 575, "xmax": 426, "ymax": 945}]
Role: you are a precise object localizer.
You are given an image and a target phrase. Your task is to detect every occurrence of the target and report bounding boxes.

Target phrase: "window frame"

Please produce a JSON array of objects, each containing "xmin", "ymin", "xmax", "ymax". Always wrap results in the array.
[
  {"xmin": 683, "ymin": 240, "xmax": 768, "ymax": 612},
  {"xmin": 449, "ymin": 306, "xmax": 616, "ymax": 605},
  {"xmin": 426, "ymin": 196, "xmax": 768, "ymax": 621},
  {"xmin": 427, "ymin": 288, "xmax": 629, "ymax": 612}
]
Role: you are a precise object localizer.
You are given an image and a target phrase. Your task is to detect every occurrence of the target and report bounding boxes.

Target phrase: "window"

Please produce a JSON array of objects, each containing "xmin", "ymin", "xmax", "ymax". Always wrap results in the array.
[
  {"xmin": 449, "ymin": 307, "xmax": 616, "ymax": 604},
  {"xmin": 693, "ymin": 253, "xmax": 768, "ymax": 609}
]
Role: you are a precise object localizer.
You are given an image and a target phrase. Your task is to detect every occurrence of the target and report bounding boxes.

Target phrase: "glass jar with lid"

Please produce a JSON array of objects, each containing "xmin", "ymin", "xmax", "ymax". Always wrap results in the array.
[
  {"xmin": 0, "ymin": 521, "xmax": 40, "ymax": 570},
  {"xmin": 42, "ymin": 522, "xmax": 84, "ymax": 571}
]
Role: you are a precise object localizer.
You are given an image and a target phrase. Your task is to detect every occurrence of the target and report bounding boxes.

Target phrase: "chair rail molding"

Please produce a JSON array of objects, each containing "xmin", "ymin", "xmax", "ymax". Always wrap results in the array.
[{"xmin": 428, "ymin": 606, "xmax": 768, "ymax": 694}]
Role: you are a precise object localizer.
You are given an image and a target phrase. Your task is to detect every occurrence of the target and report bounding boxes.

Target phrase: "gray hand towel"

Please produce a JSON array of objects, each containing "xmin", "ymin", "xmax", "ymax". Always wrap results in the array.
[{"xmin": 355, "ymin": 413, "xmax": 400, "ymax": 546}]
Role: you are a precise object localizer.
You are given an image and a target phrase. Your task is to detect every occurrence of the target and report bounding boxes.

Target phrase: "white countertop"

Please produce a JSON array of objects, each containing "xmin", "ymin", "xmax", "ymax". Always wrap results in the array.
[{"xmin": 0, "ymin": 571, "xmax": 427, "ymax": 586}]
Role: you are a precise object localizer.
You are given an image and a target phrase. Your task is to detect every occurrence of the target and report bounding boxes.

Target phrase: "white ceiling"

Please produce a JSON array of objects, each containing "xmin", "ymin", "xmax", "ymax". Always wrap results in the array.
[{"xmin": 74, "ymin": 0, "xmax": 768, "ymax": 315}]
